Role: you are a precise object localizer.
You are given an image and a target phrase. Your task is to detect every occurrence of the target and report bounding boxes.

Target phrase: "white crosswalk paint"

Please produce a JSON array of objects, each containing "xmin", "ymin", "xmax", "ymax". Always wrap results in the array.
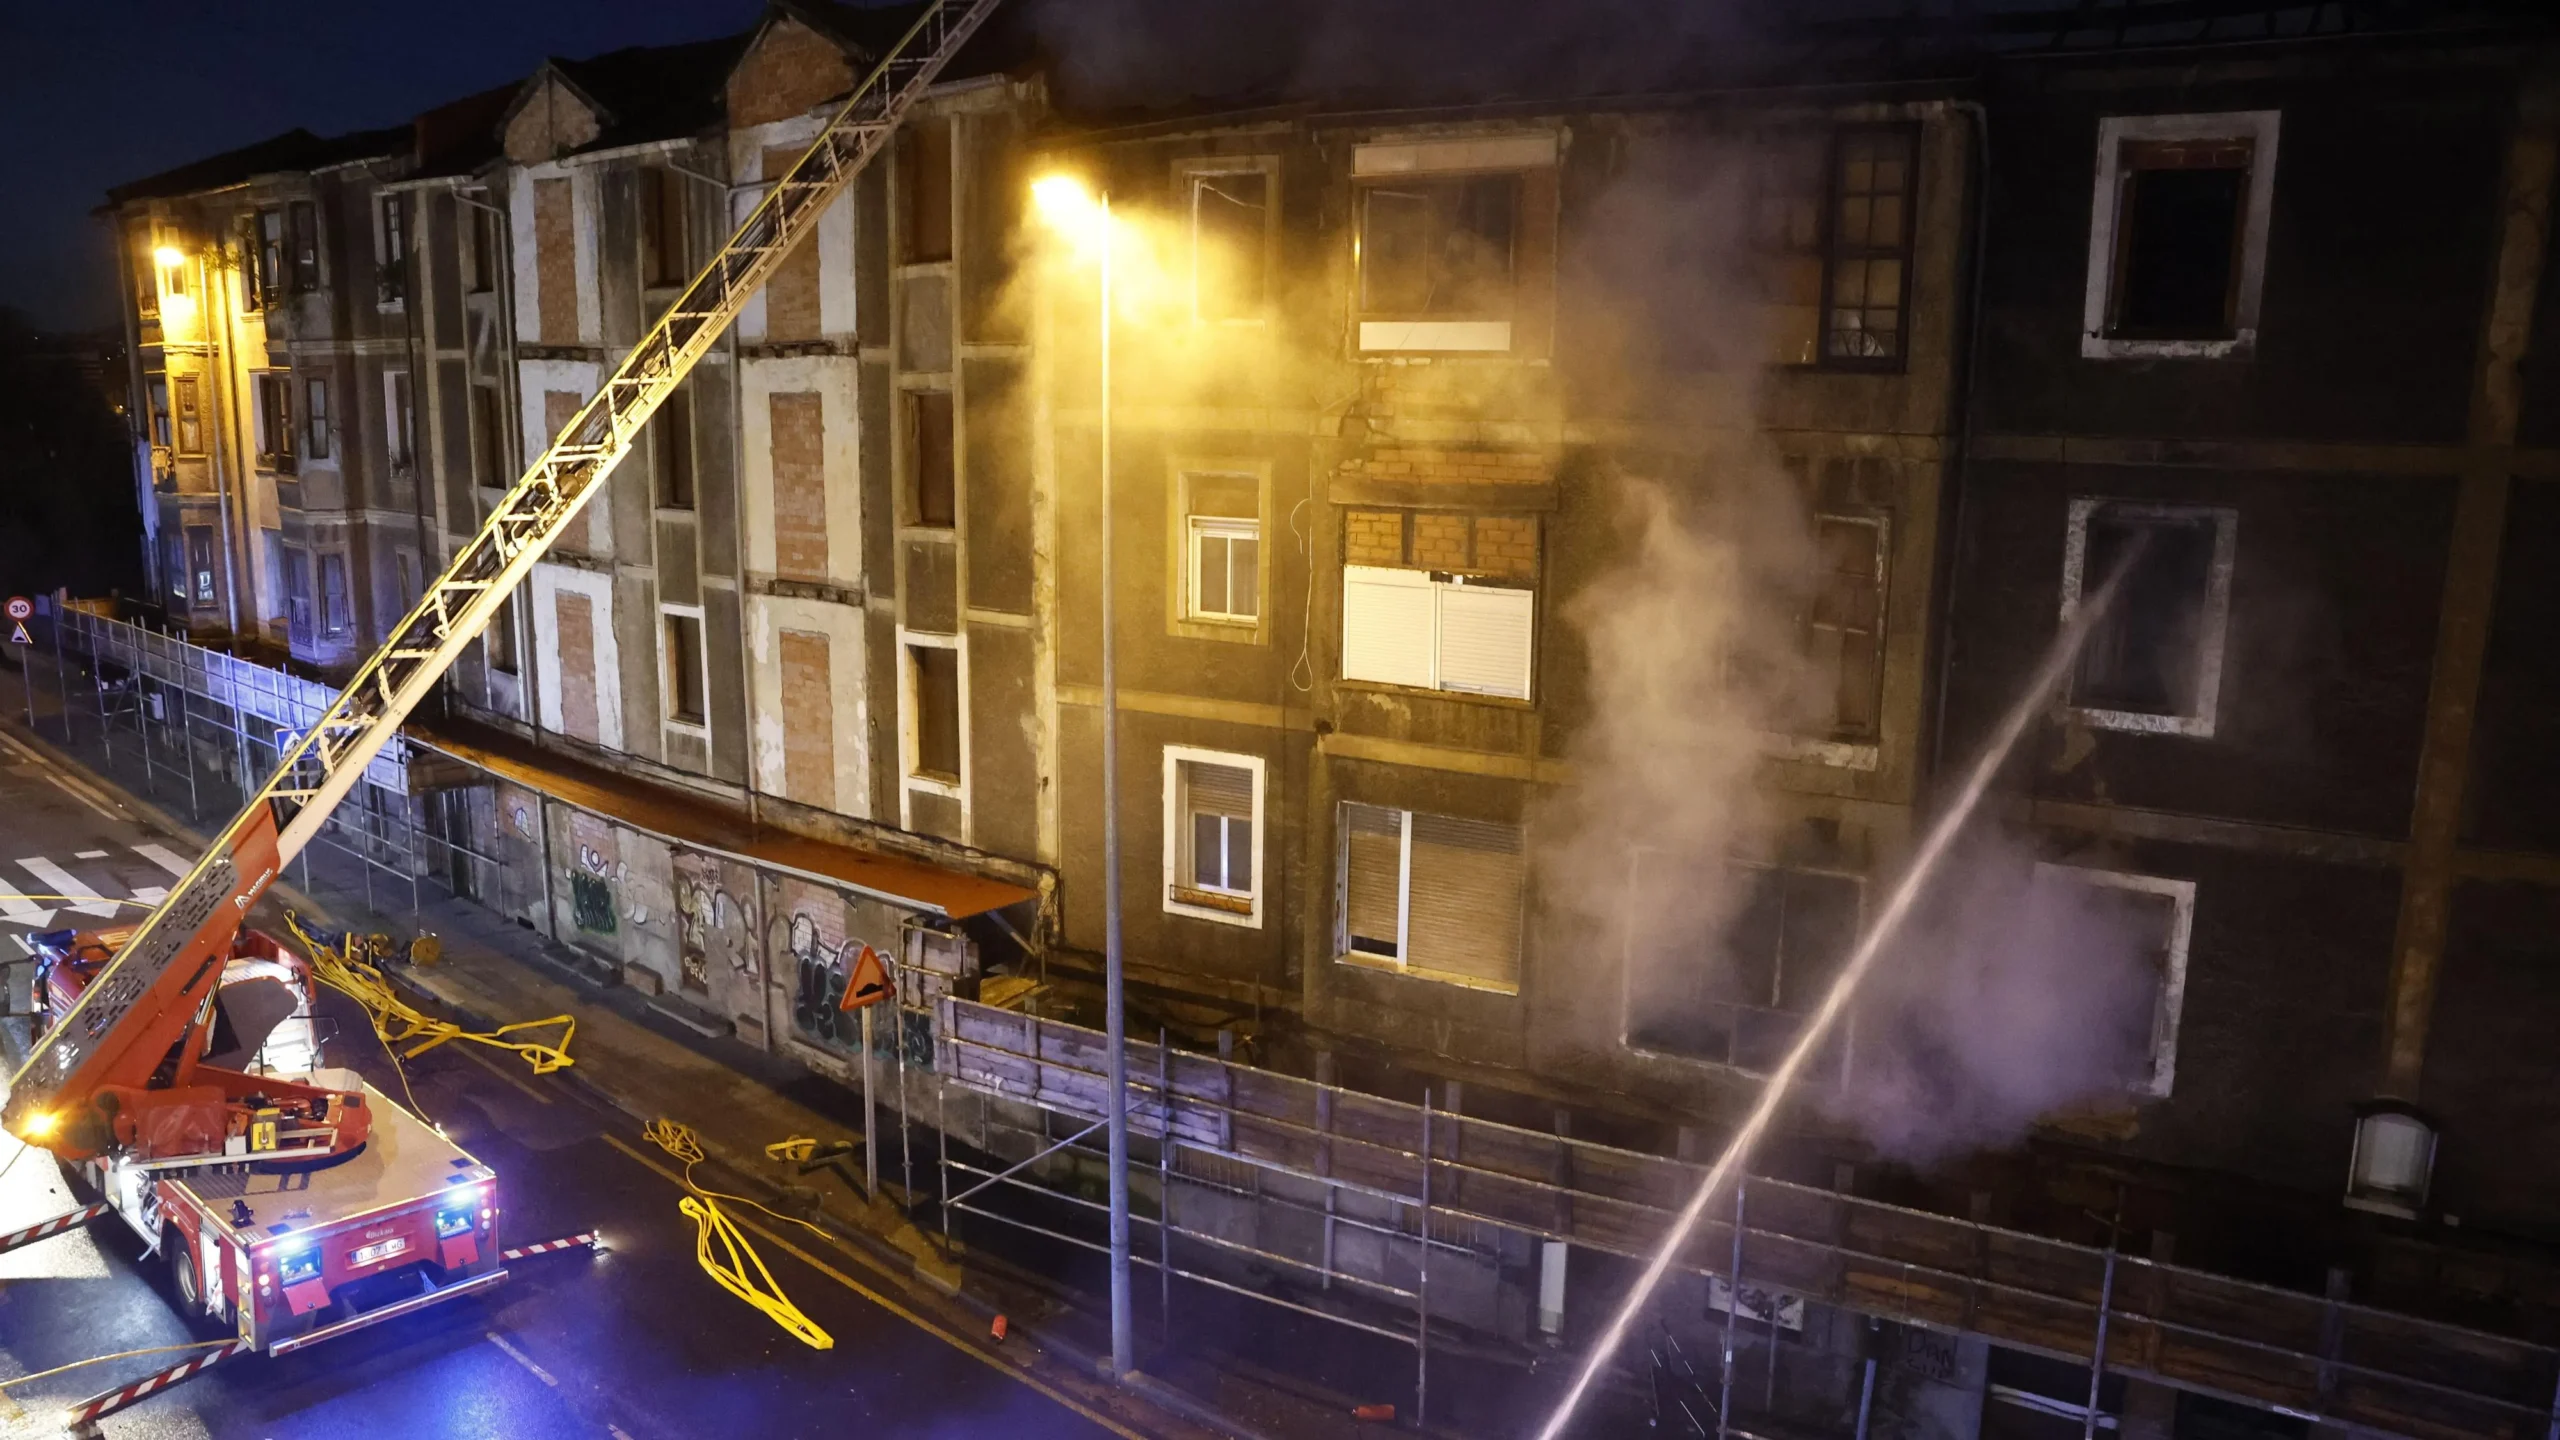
[
  {"xmin": 0, "ymin": 887, "xmax": 53, "ymax": 929},
  {"xmin": 73, "ymin": 850, "xmax": 106, "ymax": 859},
  {"xmin": 134, "ymin": 843, "xmax": 192, "ymax": 879},
  {"xmin": 20, "ymin": 858, "xmax": 119, "ymax": 918},
  {"xmin": 131, "ymin": 885, "xmax": 167, "ymax": 906}
]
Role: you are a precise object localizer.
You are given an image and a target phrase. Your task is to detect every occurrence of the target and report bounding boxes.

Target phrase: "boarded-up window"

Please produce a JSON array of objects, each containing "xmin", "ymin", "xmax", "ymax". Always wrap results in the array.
[
  {"xmin": 900, "ymin": 117, "xmax": 953, "ymax": 263},
  {"xmin": 544, "ymin": 390, "xmax": 586, "ymax": 549},
  {"xmin": 770, "ymin": 391, "xmax": 827, "ymax": 579},
  {"xmin": 319, "ymin": 554, "xmax": 351, "ymax": 637},
  {"xmin": 909, "ymin": 644, "xmax": 960, "ymax": 781},
  {"xmin": 1336, "ymin": 802, "xmax": 1524, "ymax": 993},
  {"xmin": 906, "ymin": 390, "xmax": 954, "ymax": 527},
  {"xmin": 555, "ymin": 588, "xmax": 598, "ymax": 742},
  {"xmin": 779, "ymin": 629, "xmax": 835, "ymax": 808},
  {"xmin": 761, "ymin": 146, "xmax": 824, "ymax": 339},
  {"xmin": 534, "ymin": 177, "xmax": 577, "ymax": 344}
]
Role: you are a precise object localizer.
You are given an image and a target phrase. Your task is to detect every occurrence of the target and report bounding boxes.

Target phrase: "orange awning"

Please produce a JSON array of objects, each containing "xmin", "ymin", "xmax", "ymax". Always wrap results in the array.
[{"xmin": 406, "ymin": 720, "xmax": 1037, "ymax": 921}]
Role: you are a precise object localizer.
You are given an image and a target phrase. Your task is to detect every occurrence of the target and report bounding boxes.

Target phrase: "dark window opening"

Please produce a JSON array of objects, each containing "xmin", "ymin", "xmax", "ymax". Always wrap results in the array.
[
  {"xmin": 901, "ymin": 118, "xmax": 953, "ymax": 264},
  {"xmin": 655, "ymin": 387, "xmax": 695, "ymax": 509},
  {"xmin": 2107, "ymin": 139, "xmax": 2251, "ymax": 341},
  {"xmin": 288, "ymin": 201, "xmax": 320, "ymax": 293},
  {"xmin": 1192, "ymin": 171, "xmax": 1270, "ymax": 321},
  {"xmin": 257, "ymin": 209, "xmax": 286, "ymax": 305},
  {"xmin": 146, "ymin": 376, "xmax": 172, "ymax": 449},
  {"xmin": 1359, "ymin": 174, "xmax": 1519, "ymax": 317},
  {"xmin": 465, "ymin": 204, "xmax": 499, "ymax": 295},
  {"xmin": 377, "ymin": 194, "xmax": 407, "ymax": 305},
  {"xmin": 486, "ymin": 593, "xmax": 519, "ymax": 676},
  {"xmin": 1822, "ymin": 127, "xmax": 1916, "ymax": 365},
  {"xmin": 471, "ymin": 385, "xmax": 506, "ymax": 487},
  {"xmin": 256, "ymin": 375, "xmax": 295, "ymax": 472},
  {"xmin": 907, "ymin": 390, "xmax": 954, "ymax": 527},
  {"xmin": 305, "ymin": 378, "xmax": 331, "ymax": 461},
  {"xmin": 285, "ymin": 549, "xmax": 314, "ymax": 646},
  {"xmin": 639, "ymin": 166, "xmax": 690, "ymax": 290},
  {"xmin": 1627, "ymin": 864, "xmax": 1861, "ymax": 1075},
  {"xmin": 664, "ymin": 611, "xmax": 706, "ymax": 725},
  {"xmin": 910, "ymin": 645, "xmax": 961, "ymax": 780},
  {"xmin": 318, "ymin": 552, "xmax": 350, "ymax": 637},
  {"xmin": 2073, "ymin": 506, "xmax": 2220, "ymax": 718}
]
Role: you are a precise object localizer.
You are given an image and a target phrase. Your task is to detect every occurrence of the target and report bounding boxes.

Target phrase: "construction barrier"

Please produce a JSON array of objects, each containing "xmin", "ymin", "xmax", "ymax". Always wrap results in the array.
[
  {"xmin": 0, "ymin": 1203, "xmax": 107, "ymax": 1257},
  {"xmin": 60, "ymin": 1340, "xmax": 249, "ymax": 1428}
]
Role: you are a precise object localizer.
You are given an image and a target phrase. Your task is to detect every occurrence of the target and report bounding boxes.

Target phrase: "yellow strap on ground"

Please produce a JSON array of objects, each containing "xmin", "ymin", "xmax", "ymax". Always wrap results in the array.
[
  {"xmin": 282, "ymin": 912, "xmax": 575, "ymax": 1076},
  {"xmin": 643, "ymin": 1117, "xmax": 833, "ymax": 1349}
]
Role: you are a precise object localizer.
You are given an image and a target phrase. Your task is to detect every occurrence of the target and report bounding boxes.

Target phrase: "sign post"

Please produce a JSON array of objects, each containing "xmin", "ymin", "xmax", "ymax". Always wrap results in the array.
[{"xmin": 7, "ymin": 596, "xmax": 32, "ymax": 729}]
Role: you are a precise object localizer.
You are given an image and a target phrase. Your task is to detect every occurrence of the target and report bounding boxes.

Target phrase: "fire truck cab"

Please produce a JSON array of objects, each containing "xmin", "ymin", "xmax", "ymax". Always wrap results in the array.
[{"xmin": 30, "ymin": 925, "xmax": 505, "ymax": 1351}]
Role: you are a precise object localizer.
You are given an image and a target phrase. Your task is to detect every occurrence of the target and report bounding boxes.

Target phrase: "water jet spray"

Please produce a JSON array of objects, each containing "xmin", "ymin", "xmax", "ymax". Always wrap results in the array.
[{"xmin": 1532, "ymin": 544, "xmax": 2146, "ymax": 1440}]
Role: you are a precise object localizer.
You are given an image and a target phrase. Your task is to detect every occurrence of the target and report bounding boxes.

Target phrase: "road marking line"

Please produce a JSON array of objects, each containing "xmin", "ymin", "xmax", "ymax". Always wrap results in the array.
[
  {"xmin": 73, "ymin": 850, "xmax": 106, "ymax": 859},
  {"xmin": 131, "ymin": 885, "xmax": 167, "ymax": 906},
  {"xmin": 0, "ymin": 731, "xmax": 128, "ymax": 825},
  {"xmin": 134, "ymin": 843, "xmax": 192, "ymax": 879},
  {"xmin": 485, "ymin": 1330, "xmax": 559, "ymax": 1387},
  {"xmin": 20, "ymin": 858, "xmax": 118, "ymax": 917},
  {"xmin": 456, "ymin": 1043, "xmax": 557, "ymax": 1106},
  {"xmin": 603, "ymin": 1134, "xmax": 1156, "ymax": 1440}
]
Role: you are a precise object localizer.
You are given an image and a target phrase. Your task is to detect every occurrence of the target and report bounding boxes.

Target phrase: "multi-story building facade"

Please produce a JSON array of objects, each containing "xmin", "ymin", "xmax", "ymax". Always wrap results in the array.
[{"xmin": 97, "ymin": 5, "xmax": 2560, "ymax": 1436}]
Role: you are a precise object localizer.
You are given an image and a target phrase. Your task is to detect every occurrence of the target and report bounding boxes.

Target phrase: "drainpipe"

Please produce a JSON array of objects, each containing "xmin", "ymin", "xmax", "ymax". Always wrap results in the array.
[{"xmin": 1926, "ymin": 99, "xmax": 1994, "ymax": 783}]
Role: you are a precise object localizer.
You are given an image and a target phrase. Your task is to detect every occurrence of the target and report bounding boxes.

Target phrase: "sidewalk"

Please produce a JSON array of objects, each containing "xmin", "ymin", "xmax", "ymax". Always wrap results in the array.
[{"xmin": 0, "ymin": 658, "xmax": 1496, "ymax": 1440}]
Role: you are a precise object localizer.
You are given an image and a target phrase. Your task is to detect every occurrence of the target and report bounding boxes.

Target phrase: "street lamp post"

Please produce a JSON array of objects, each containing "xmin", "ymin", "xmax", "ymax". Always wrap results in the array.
[
  {"xmin": 1095, "ymin": 186, "xmax": 1136, "ymax": 1381},
  {"xmin": 1035, "ymin": 175, "xmax": 1134, "ymax": 1378}
]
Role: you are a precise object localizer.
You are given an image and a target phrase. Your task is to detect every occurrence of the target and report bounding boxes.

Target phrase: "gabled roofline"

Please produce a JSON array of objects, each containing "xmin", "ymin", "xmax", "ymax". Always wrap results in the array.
[{"xmin": 497, "ymin": 58, "xmax": 615, "ymax": 143}]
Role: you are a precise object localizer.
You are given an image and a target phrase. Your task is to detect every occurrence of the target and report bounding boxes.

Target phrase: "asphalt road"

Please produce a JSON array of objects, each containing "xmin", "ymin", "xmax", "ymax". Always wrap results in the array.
[{"xmin": 0, "ymin": 729, "xmax": 1149, "ymax": 1440}]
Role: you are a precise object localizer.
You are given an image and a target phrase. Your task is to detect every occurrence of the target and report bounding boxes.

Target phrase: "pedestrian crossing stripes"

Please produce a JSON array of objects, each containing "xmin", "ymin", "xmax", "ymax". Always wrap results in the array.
[{"xmin": 0, "ymin": 845, "xmax": 196, "ymax": 929}]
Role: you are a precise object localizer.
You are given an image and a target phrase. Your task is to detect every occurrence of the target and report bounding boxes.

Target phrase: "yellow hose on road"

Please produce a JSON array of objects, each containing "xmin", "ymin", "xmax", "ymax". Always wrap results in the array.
[
  {"xmin": 643, "ymin": 1118, "xmax": 834, "ymax": 1350},
  {"xmin": 283, "ymin": 911, "xmax": 575, "ymax": 1076}
]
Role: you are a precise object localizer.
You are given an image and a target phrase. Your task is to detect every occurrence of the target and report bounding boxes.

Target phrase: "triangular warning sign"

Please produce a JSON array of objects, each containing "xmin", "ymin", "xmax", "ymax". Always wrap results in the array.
[
  {"xmin": 7, "ymin": 622, "xmax": 27, "ymax": 646},
  {"xmin": 837, "ymin": 943, "xmax": 894, "ymax": 1012}
]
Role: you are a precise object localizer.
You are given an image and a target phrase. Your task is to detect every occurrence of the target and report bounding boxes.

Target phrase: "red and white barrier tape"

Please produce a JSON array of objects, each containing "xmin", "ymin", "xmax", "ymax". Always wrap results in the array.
[
  {"xmin": 62, "ymin": 1339, "xmax": 251, "ymax": 1426},
  {"xmin": 500, "ymin": 1232, "xmax": 598, "ymax": 1261},
  {"xmin": 0, "ymin": 1202, "xmax": 109, "ymax": 1256}
]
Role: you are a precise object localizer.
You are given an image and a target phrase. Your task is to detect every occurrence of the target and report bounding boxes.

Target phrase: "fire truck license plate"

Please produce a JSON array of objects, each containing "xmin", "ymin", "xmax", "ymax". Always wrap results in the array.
[{"xmin": 350, "ymin": 1237, "xmax": 409, "ymax": 1267}]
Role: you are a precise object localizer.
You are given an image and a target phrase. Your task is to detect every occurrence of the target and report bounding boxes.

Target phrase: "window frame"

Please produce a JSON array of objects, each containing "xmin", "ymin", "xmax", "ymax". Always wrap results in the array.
[
  {"xmin": 1782, "ymin": 508, "xmax": 1890, "ymax": 763},
  {"xmin": 173, "ymin": 376, "xmax": 203, "ymax": 456},
  {"xmin": 1816, "ymin": 124, "xmax": 1920, "ymax": 371},
  {"xmin": 2033, "ymin": 862, "xmax": 2194, "ymax": 1098},
  {"xmin": 304, "ymin": 376, "xmax": 331, "ymax": 461},
  {"xmin": 283, "ymin": 546, "xmax": 314, "ymax": 646},
  {"xmin": 375, "ymin": 191, "xmax": 407, "ymax": 309},
  {"xmin": 255, "ymin": 372, "xmax": 297, "ymax": 472},
  {"xmin": 146, "ymin": 375, "xmax": 173, "ymax": 450},
  {"xmin": 1340, "ymin": 563, "xmax": 1537, "ymax": 703},
  {"xmin": 661, "ymin": 604, "xmax": 710, "ymax": 733},
  {"xmin": 1187, "ymin": 515, "xmax": 1262, "ymax": 625},
  {"xmin": 256, "ymin": 208, "xmax": 287, "ymax": 306},
  {"xmin": 287, "ymin": 199, "xmax": 322, "ymax": 294},
  {"xmin": 1350, "ymin": 132, "xmax": 1557, "ymax": 355},
  {"xmin": 2080, "ymin": 111, "xmax": 2280, "ymax": 361},
  {"xmin": 186, "ymin": 526, "xmax": 217, "ymax": 607},
  {"xmin": 1178, "ymin": 158, "xmax": 1279, "ymax": 326},
  {"xmin": 317, "ymin": 551, "xmax": 350, "ymax": 638},
  {"xmin": 902, "ymin": 388, "xmax": 955, "ymax": 529},
  {"xmin": 383, "ymin": 368, "xmax": 414, "ymax": 472},
  {"xmin": 2059, "ymin": 497, "xmax": 2238, "ymax": 738},
  {"xmin": 901, "ymin": 633, "xmax": 964, "ymax": 791},
  {"xmin": 1620, "ymin": 854, "xmax": 1865, "ymax": 1081},
  {"xmin": 1162, "ymin": 745, "xmax": 1266, "ymax": 928},
  {"xmin": 1333, "ymin": 801, "xmax": 1526, "ymax": 995}
]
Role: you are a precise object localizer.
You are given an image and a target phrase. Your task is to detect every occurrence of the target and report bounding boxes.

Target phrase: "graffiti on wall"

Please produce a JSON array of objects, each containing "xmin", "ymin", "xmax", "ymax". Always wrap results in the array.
[
  {"xmin": 674, "ymin": 850, "xmax": 755, "ymax": 999},
  {"xmin": 568, "ymin": 814, "xmax": 617, "ymax": 936}
]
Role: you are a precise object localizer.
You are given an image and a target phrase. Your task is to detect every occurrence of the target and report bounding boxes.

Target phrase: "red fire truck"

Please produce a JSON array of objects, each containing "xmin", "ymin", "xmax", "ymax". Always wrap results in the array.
[{"xmin": 29, "ymin": 921, "xmax": 504, "ymax": 1352}]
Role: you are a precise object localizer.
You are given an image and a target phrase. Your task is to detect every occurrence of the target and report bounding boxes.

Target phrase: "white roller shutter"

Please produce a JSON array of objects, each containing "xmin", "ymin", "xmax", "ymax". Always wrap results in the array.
[
  {"xmin": 1341, "ymin": 565, "xmax": 1437, "ymax": 689},
  {"xmin": 1435, "ymin": 581, "xmax": 1534, "ymax": 699}
]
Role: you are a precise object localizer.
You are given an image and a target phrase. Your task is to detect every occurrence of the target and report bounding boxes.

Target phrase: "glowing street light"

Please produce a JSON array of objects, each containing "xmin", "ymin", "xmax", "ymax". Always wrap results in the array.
[{"xmin": 1033, "ymin": 171, "xmax": 1135, "ymax": 1379}]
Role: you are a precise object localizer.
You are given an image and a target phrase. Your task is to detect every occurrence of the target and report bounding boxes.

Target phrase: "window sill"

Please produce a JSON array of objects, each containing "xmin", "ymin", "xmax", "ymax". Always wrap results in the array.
[
  {"xmin": 2063, "ymin": 703, "xmax": 2216, "ymax": 739},
  {"xmin": 2080, "ymin": 330, "xmax": 2256, "ymax": 361},
  {"xmin": 1334, "ymin": 678, "xmax": 1534, "ymax": 710},
  {"xmin": 1761, "ymin": 733, "xmax": 1881, "ymax": 772},
  {"xmin": 1333, "ymin": 951, "xmax": 1518, "ymax": 996},
  {"xmin": 1172, "ymin": 615, "xmax": 1263, "ymax": 646},
  {"xmin": 906, "ymin": 772, "xmax": 962, "ymax": 797},
  {"xmin": 665, "ymin": 717, "xmax": 710, "ymax": 738},
  {"xmin": 1166, "ymin": 887, "xmax": 1261, "ymax": 929}
]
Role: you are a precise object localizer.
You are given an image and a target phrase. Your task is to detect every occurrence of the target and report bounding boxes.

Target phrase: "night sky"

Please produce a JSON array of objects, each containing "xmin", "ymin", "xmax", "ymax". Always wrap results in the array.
[{"xmin": 0, "ymin": 0, "xmax": 762, "ymax": 334}]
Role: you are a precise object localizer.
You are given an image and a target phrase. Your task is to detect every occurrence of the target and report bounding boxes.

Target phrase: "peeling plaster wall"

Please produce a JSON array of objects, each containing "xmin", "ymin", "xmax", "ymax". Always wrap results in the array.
[{"xmin": 530, "ymin": 560, "xmax": 622, "ymax": 749}]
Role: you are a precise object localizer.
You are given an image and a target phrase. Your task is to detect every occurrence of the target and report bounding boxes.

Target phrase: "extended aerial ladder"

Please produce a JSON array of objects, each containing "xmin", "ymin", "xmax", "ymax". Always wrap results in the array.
[{"xmin": 4, "ymin": 0, "xmax": 1004, "ymax": 1163}]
